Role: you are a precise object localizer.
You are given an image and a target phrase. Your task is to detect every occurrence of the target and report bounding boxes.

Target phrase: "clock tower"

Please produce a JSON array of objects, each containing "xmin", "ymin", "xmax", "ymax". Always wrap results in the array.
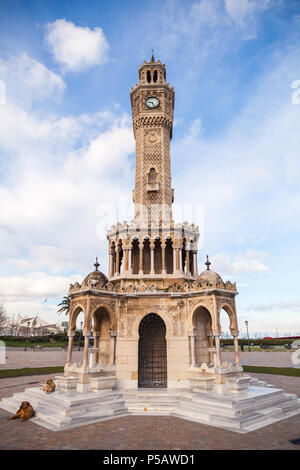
[{"xmin": 130, "ymin": 55, "xmax": 175, "ymax": 223}]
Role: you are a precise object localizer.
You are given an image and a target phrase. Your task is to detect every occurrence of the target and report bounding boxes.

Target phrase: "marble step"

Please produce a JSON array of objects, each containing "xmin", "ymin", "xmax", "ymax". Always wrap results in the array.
[{"xmin": 1, "ymin": 384, "xmax": 299, "ymax": 434}]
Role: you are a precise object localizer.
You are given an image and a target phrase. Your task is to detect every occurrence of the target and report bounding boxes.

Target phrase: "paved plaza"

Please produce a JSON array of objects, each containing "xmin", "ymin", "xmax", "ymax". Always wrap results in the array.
[
  {"xmin": 0, "ymin": 372, "xmax": 299, "ymax": 450},
  {"xmin": 0, "ymin": 348, "xmax": 83, "ymax": 370},
  {"xmin": 0, "ymin": 350, "xmax": 299, "ymax": 449},
  {"xmin": 0, "ymin": 349, "xmax": 297, "ymax": 370}
]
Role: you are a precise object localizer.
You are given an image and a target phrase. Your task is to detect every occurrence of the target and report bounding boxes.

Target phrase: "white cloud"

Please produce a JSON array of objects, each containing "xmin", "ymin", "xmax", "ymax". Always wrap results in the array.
[
  {"xmin": 0, "ymin": 272, "xmax": 81, "ymax": 299},
  {"xmin": 238, "ymin": 300, "xmax": 300, "ymax": 336},
  {"xmin": 0, "ymin": 272, "xmax": 82, "ymax": 323},
  {"xmin": 45, "ymin": 19, "xmax": 109, "ymax": 72},
  {"xmin": 172, "ymin": 42, "xmax": 300, "ymax": 252},
  {"xmin": 191, "ymin": 0, "xmax": 223, "ymax": 26},
  {"xmin": 0, "ymin": 53, "xmax": 65, "ymax": 107},
  {"xmin": 10, "ymin": 246, "xmax": 88, "ymax": 274},
  {"xmin": 210, "ymin": 250, "xmax": 270, "ymax": 275},
  {"xmin": 189, "ymin": 0, "xmax": 279, "ymax": 41},
  {"xmin": 224, "ymin": 0, "xmax": 279, "ymax": 39},
  {"xmin": 245, "ymin": 299, "xmax": 300, "ymax": 313}
]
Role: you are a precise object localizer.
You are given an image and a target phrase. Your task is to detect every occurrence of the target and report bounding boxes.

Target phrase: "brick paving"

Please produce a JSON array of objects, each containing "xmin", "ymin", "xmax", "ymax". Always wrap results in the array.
[{"xmin": 0, "ymin": 372, "xmax": 299, "ymax": 450}]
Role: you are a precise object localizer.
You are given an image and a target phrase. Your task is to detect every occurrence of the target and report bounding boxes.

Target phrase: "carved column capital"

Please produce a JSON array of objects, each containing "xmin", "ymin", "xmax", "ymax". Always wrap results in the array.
[
  {"xmin": 188, "ymin": 330, "xmax": 196, "ymax": 337},
  {"xmin": 230, "ymin": 329, "xmax": 239, "ymax": 337},
  {"xmin": 212, "ymin": 330, "xmax": 222, "ymax": 336}
]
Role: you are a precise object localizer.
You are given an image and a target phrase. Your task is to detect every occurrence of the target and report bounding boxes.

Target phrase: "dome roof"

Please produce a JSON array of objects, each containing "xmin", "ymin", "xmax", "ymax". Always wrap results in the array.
[
  {"xmin": 82, "ymin": 258, "xmax": 108, "ymax": 286},
  {"xmin": 198, "ymin": 269, "xmax": 223, "ymax": 283},
  {"xmin": 197, "ymin": 255, "xmax": 223, "ymax": 284}
]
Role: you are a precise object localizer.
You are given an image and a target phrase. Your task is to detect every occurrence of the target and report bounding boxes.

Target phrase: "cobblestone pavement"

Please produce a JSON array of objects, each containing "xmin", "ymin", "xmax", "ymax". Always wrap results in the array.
[
  {"xmin": 0, "ymin": 373, "xmax": 299, "ymax": 450},
  {"xmin": 1, "ymin": 350, "xmax": 297, "ymax": 370}
]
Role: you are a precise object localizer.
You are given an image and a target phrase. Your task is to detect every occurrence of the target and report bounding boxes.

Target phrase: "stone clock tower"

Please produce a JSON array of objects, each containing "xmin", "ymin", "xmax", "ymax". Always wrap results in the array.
[
  {"xmin": 130, "ymin": 56, "xmax": 175, "ymax": 222},
  {"xmin": 3, "ymin": 56, "xmax": 299, "ymax": 435}
]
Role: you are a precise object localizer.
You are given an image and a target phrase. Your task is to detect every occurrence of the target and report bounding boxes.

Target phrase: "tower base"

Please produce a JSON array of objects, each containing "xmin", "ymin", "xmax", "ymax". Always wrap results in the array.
[{"xmin": 1, "ymin": 378, "xmax": 299, "ymax": 434}]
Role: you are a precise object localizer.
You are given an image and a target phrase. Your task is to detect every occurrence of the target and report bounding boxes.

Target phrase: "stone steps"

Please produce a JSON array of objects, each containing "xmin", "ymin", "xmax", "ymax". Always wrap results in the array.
[
  {"xmin": 1, "ymin": 384, "xmax": 299, "ymax": 433},
  {"xmin": 0, "ymin": 388, "xmax": 128, "ymax": 431}
]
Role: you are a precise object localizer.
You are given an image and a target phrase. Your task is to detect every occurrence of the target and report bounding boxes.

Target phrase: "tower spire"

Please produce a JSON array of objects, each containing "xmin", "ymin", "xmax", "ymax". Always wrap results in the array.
[
  {"xmin": 151, "ymin": 49, "xmax": 155, "ymax": 62},
  {"xmin": 94, "ymin": 257, "xmax": 100, "ymax": 271},
  {"xmin": 205, "ymin": 255, "xmax": 211, "ymax": 270}
]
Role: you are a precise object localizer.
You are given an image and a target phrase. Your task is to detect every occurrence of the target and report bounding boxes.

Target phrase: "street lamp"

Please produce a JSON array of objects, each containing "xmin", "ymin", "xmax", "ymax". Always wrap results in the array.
[
  {"xmin": 24, "ymin": 321, "xmax": 30, "ymax": 351},
  {"xmin": 78, "ymin": 321, "xmax": 83, "ymax": 351},
  {"xmin": 245, "ymin": 320, "xmax": 251, "ymax": 352}
]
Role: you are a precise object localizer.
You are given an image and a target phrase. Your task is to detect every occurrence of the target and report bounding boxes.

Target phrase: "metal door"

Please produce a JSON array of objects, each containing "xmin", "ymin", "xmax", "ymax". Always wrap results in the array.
[{"xmin": 138, "ymin": 313, "xmax": 167, "ymax": 388}]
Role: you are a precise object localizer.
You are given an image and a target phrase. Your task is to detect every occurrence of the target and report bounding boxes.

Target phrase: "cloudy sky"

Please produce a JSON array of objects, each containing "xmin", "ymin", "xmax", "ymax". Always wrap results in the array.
[{"xmin": 0, "ymin": 0, "xmax": 300, "ymax": 336}]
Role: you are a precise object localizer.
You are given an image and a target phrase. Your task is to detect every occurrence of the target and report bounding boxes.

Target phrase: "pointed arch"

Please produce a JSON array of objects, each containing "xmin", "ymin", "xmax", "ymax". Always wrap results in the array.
[{"xmin": 217, "ymin": 302, "xmax": 238, "ymax": 332}]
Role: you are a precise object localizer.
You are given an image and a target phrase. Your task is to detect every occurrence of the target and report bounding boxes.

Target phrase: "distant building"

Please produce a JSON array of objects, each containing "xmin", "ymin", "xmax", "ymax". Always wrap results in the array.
[{"xmin": 1, "ymin": 314, "xmax": 58, "ymax": 336}]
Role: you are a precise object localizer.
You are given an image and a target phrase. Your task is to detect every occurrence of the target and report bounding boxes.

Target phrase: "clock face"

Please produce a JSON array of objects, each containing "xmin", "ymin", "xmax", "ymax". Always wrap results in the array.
[{"xmin": 146, "ymin": 96, "xmax": 160, "ymax": 108}]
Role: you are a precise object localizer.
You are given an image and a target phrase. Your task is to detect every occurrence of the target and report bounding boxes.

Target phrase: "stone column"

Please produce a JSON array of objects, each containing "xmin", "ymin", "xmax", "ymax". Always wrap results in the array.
[
  {"xmin": 193, "ymin": 251, "xmax": 198, "ymax": 276},
  {"xmin": 150, "ymin": 241, "xmax": 155, "ymax": 275},
  {"xmin": 128, "ymin": 248, "xmax": 132, "ymax": 274},
  {"xmin": 207, "ymin": 331, "xmax": 213, "ymax": 365},
  {"xmin": 115, "ymin": 248, "xmax": 120, "ymax": 276},
  {"xmin": 113, "ymin": 253, "xmax": 116, "ymax": 276},
  {"xmin": 179, "ymin": 246, "xmax": 183, "ymax": 273},
  {"xmin": 173, "ymin": 246, "xmax": 177, "ymax": 274},
  {"xmin": 66, "ymin": 331, "xmax": 75, "ymax": 365},
  {"xmin": 186, "ymin": 250, "xmax": 191, "ymax": 275},
  {"xmin": 83, "ymin": 331, "xmax": 91, "ymax": 370},
  {"xmin": 214, "ymin": 331, "xmax": 222, "ymax": 368},
  {"xmin": 232, "ymin": 330, "xmax": 240, "ymax": 365},
  {"xmin": 93, "ymin": 332, "xmax": 100, "ymax": 364},
  {"xmin": 109, "ymin": 331, "xmax": 117, "ymax": 365},
  {"xmin": 109, "ymin": 249, "xmax": 114, "ymax": 277},
  {"xmin": 139, "ymin": 241, "xmax": 143, "ymax": 275},
  {"xmin": 121, "ymin": 248, "xmax": 128, "ymax": 276},
  {"xmin": 188, "ymin": 331, "xmax": 196, "ymax": 367},
  {"xmin": 161, "ymin": 241, "xmax": 166, "ymax": 275}
]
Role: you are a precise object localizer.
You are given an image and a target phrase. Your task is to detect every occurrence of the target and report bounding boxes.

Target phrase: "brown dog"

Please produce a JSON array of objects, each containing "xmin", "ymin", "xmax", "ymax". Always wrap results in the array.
[
  {"xmin": 8, "ymin": 401, "xmax": 34, "ymax": 421},
  {"xmin": 40, "ymin": 377, "xmax": 56, "ymax": 394}
]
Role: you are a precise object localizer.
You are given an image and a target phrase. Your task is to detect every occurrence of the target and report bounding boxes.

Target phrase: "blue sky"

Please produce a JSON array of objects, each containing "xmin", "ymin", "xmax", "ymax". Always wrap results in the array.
[{"xmin": 0, "ymin": 0, "xmax": 300, "ymax": 336}]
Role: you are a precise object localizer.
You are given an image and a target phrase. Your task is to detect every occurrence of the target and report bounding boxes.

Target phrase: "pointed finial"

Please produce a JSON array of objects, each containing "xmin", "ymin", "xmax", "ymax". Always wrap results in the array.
[
  {"xmin": 205, "ymin": 255, "xmax": 211, "ymax": 270},
  {"xmin": 151, "ymin": 49, "xmax": 155, "ymax": 62},
  {"xmin": 94, "ymin": 257, "xmax": 100, "ymax": 271}
]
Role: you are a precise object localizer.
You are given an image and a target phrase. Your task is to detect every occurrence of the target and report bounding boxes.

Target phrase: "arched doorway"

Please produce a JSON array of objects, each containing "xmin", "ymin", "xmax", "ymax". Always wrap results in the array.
[
  {"xmin": 138, "ymin": 313, "xmax": 167, "ymax": 388},
  {"xmin": 193, "ymin": 306, "xmax": 212, "ymax": 366},
  {"xmin": 92, "ymin": 307, "xmax": 111, "ymax": 366}
]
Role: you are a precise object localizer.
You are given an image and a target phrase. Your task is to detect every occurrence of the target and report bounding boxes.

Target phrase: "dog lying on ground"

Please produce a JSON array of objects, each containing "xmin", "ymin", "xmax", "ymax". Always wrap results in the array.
[
  {"xmin": 7, "ymin": 401, "xmax": 34, "ymax": 421},
  {"xmin": 40, "ymin": 377, "xmax": 56, "ymax": 394}
]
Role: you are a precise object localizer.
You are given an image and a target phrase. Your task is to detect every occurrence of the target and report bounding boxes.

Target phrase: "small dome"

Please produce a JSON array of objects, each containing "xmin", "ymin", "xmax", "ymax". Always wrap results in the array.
[
  {"xmin": 82, "ymin": 258, "xmax": 108, "ymax": 286},
  {"xmin": 198, "ymin": 269, "xmax": 223, "ymax": 283},
  {"xmin": 198, "ymin": 255, "xmax": 223, "ymax": 283}
]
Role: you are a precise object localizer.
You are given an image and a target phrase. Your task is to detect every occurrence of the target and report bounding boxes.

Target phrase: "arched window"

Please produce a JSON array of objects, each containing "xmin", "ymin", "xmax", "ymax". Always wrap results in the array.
[
  {"xmin": 165, "ymin": 238, "xmax": 173, "ymax": 274},
  {"xmin": 154, "ymin": 238, "xmax": 162, "ymax": 274},
  {"xmin": 153, "ymin": 70, "xmax": 158, "ymax": 83},
  {"xmin": 148, "ymin": 167, "xmax": 157, "ymax": 184},
  {"xmin": 143, "ymin": 238, "xmax": 151, "ymax": 274},
  {"xmin": 132, "ymin": 239, "xmax": 140, "ymax": 274},
  {"xmin": 147, "ymin": 70, "xmax": 151, "ymax": 83}
]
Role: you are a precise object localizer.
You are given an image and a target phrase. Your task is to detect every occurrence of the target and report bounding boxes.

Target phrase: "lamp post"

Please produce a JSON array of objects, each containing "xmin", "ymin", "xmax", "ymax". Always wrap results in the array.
[
  {"xmin": 24, "ymin": 321, "xmax": 30, "ymax": 351},
  {"xmin": 78, "ymin": 321, "xmax": 83, "ymax": 351},
  {"xmin": 245, "ymin": 320, "xmax": 250, "ymax": 352}
]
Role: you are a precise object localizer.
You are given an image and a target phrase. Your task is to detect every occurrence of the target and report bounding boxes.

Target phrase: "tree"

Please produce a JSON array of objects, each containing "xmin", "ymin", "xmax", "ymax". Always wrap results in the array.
[
  {"xmin": 0, "ymin": 304, "xmax": 7, "ymax": 333},
  {"xmin": 57, "ymin": 296, "xmax": 71, "ymax": 316}
]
